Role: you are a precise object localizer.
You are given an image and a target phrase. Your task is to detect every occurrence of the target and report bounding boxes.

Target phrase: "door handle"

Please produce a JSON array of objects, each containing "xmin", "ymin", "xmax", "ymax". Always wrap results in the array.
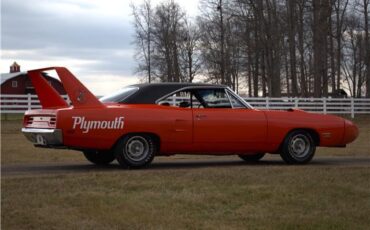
[{"xmin": 195, "ymin": 114, "xmax": 207, "ymax": 119}]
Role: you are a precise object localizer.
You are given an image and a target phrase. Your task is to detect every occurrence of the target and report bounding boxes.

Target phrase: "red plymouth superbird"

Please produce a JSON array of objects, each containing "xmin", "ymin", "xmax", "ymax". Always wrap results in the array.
[{"xmin": 22, "ymin": 67, "xmax": 358, "ymax": 168}]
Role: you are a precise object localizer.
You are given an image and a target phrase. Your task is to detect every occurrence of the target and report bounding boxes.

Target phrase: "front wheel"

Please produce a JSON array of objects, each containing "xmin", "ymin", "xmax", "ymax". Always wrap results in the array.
[
  {"xmin": 83, "ymin": 150, "xmax": 115, "ymax": 165},
  {"xmin": 114, "ymin": 134, "xmax": 156, "ymax": 168},
  {"xmin": 238, "ymin": 153, "xmax": 265, "ymax": 162},
  {"xmin": 280, "ymin": 130, "xmax": 316, "ymax": 164}
]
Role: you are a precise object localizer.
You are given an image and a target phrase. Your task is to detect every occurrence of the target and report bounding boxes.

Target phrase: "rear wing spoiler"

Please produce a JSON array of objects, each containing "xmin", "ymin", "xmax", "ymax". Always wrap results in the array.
[{"xmin": 27, "ymin": 67, "xmax": 103, "ymax": 109}]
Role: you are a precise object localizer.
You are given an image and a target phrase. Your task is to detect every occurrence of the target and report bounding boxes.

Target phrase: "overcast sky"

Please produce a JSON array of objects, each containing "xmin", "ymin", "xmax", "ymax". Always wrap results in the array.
[{"xmin": 1, "ymin": 0, "xmax": 199, "ymax": 95}]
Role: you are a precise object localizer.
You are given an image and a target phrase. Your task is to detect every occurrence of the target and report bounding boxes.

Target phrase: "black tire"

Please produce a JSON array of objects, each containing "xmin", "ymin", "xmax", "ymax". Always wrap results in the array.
[
  {"xmin": 238, "ymin": 153, "xmax": 265, "ymax": 162},
  {"xmin": 280, "ymin": 130, "xmax": 316, "ymax": 164},
  {"xmin": 114, "ymin": 134, "xmax": 156, "ymax": 168},
  {"xmin": 83, "ymin": 150, "xmax": 115, "ymax": 165}
]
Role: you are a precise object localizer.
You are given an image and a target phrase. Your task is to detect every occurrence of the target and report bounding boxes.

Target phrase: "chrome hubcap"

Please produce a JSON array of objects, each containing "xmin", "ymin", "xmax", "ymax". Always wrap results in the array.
[
  {"xmin": 125, "ymin": 136, "xmax": 149, "ymax": 162},
  {"xmin": 289, "ymin": 134, "xmax": 310, "ymax": 158}
]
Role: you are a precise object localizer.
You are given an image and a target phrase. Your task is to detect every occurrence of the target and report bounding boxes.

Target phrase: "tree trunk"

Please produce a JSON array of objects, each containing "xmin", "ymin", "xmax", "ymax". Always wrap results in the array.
[
  {"xmin": 329, "ymin": 12, "xmax": 336, "ymax": 93},
  {"xmin": 313, "ymin": 0, "xmax": 330, "ymax": 97},
  {"xmin": 364, "ymin": 0, "xmax": 370, "ymax": 97},
  {"xmin": 352, "ymin": 46, "xmax": 357, "ymax": 97},
  {"xmin": 334, "ymin": 0, "xmax": 349, "ymax": 92},
  {"xmin": 253, "ymin": 23, "xmax": 259, "ymax": 97},
  {"xmin": 285, "ymin": 49, "xmax": 290, "ymax": 96},
  {"xmin": 287, "ymin": 0, "xmax": 298, "ymax": 96},
  {"xmin": 219, "ymin": 0, "xmax": 226, "ymax": 84},
  {"xmin": 261, "ymin": 50, "xmax": 267, "ymax": 96},
  {"xmin": 147, "ymin": 2, "xmax": 152, "ymax": 83},
  {"xmin": 297, "ymin": 2, "xmax": 307, "ymax": 96}
]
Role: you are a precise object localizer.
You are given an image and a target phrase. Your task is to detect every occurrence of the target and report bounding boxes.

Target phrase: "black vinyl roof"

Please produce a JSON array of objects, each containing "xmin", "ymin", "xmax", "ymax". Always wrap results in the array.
[{"xmin": 122, "ymin": 83, "xmax": 226, "ymax": 104}]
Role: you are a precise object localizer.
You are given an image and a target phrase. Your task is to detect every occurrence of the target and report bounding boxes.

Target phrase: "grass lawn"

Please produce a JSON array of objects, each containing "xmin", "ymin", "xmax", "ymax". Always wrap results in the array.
[
  {"xmin": 1, "ymin": 115, "xmax": 370, "ymax": 229},
  {"xmin": 2, "ymin": 166, "xmax": 370, "ymax": 229},
  {"xmin": 1, "ymin": 118, "xmax": 85, "ymax": 164}
]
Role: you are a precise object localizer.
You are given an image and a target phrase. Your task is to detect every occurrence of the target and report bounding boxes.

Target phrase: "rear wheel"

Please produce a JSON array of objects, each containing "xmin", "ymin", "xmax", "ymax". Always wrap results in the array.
[
  {"xmin": 238, "ymin": 153, "xmax": 265, "ymax": 162},
  {"xmin": 280, "ymin": 130, "xmax": 316, "ymax": 164},
  {"xmin": 114, "ymin": 134, "xmax": 156, "ymax": 168},
  {"xmin": 83, "ymin": 150, "xmax": 115, "ymax": 165}
]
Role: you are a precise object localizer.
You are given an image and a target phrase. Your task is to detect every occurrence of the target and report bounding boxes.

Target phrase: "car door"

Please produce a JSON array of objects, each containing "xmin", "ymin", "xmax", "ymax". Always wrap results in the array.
[
  {"xmin": 192, "ymin": 88, "xmax": 267, "ymax": 152},
  {"xmin": 157, "ymin": 90, "xmax": 193, "ymax": 144}
]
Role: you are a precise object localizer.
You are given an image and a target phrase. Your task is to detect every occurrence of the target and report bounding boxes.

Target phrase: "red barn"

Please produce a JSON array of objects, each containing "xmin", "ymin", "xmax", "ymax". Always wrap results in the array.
[{"xmin": 1, "ymin": 62, "xmax": 66, "ymax": 95}]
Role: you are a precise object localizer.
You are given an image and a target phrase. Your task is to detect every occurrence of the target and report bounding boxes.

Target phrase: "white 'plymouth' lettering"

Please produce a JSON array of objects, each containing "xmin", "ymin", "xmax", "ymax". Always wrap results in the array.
[{"xmin": 72, "ymin": 116, "xmax": 124, "ymax": 133}]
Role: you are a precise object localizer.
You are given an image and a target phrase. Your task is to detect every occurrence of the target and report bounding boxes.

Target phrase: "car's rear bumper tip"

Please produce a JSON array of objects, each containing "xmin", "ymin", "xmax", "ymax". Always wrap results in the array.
[{"xmin": 21, "ymin": 128, "xmax": 63, "ymax": 147}]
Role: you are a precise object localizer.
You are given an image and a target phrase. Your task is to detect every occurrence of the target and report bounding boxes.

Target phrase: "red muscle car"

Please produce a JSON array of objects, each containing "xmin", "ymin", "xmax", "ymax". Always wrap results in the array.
[{"xmin": 22, "ymin": 67, "xmax": 359, "ymax": 168}]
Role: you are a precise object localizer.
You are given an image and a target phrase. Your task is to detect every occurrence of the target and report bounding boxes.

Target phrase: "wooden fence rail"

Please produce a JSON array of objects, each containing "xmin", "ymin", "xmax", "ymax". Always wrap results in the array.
[{"xmin": 1, "ymin": 94, "xmax": 370, "ymax": 118}]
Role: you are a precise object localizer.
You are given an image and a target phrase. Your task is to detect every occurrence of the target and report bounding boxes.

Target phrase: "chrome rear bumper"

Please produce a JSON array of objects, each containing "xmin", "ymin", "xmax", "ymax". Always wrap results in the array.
[{"xmin": 22, "ymin": 128, "xmax": 63, "ymax": 146}]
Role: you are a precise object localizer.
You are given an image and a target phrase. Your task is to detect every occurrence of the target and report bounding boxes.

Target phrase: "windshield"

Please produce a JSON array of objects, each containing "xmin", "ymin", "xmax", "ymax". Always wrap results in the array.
[
  {"xmin": 99, "ymin": 86, "xmax": 139, "ymax": 103},
  {"xmin": 226, "ymin": 88, "xmax": 254, "ymax": 109}
]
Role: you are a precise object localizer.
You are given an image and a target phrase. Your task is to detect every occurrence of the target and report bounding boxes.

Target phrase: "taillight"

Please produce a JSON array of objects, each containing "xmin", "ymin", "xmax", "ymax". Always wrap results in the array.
[
  {"xmin": 50, "ymin": 117, "xmax": 56, "ymax": 126},
  {"xmin": 25, "ymin": 116, "xmax": 34, "ymax": 125},
  {"xmin": 24, "ymin": 115, "xmax": 57, "ymax": 128}
]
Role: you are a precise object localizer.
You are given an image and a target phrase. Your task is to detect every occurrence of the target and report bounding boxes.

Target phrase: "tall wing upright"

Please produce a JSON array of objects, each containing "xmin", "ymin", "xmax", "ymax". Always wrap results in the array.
[
  {"xmin": 27, "ymin": 67, "xmax": 103, "ymax": 109},
  {"xmin": 27, "ymin": 68, "xmax": 68, "ymax": 109}
]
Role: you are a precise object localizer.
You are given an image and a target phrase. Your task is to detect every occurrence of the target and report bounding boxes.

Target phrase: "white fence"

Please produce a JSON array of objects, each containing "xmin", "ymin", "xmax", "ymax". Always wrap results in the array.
[
  {"xmin": 1, "ymin": 94, "xmax": 370, "ymax": 118},
  {"xmin": 1, "ymin": 94, "xmax": 70, "ymax": 114},
  {"xmin": 246, "ymin": 97, "xmax": 370, "ymax": 118}
]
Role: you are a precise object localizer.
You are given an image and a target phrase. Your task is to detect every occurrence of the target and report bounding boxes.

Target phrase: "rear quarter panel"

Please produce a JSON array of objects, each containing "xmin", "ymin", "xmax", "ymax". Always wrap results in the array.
[{"xmin": 56, "ymin": 104, "xmax": 192, "ymax": 150}]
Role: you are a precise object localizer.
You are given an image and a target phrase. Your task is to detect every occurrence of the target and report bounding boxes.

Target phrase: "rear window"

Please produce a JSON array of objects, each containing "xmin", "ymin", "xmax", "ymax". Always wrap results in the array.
[{"xmin": 99, "ymin": 86, "xmax": 139, "ymax": 103}]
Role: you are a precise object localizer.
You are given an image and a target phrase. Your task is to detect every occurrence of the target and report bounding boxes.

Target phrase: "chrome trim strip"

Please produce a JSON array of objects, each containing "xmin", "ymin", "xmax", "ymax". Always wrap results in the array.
[{"xmin": 22, "ymin": 128, "xmax": 57, "ymax": 133}]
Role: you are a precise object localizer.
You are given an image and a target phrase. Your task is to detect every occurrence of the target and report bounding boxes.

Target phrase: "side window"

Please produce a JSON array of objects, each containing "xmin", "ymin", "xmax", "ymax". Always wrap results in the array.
[
  {"xmin": 227, "ymin": 91, "xmax": 246, "ymax": 108},
  {"xmin": 191, "ymin": 94, "xmax": 204, "ymax": 108},
  {"xmin": 158, "ymin": 90, "xmax": 191, "ymax": 108},
  {"xmin": 196, "ymin": 89, "xmax": 232, "ymax": 108},
  {"xmin": 12, "ymin": 81, "xmax": 18, "ymax": 88}
]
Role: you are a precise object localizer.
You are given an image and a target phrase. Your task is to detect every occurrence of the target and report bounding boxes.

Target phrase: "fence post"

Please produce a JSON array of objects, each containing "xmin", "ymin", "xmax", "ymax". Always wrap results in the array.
[
  {"xmin": 266, "ymin": 97, "xmax": 269, "ymax": 109},
  {"xmin": 27, "ymin": 94, "xmax": 32, "ymax": 110},
  {"xmin": 350, "ymin": 98, "xmax": 354, "ymax": 118},
  {"xmin": 323, "ymin": 97, "xmax": 327, "ymax": 114},
  {"xmin": 294, "ymin": 98, "xmax": 298, "ymax": 108},
  {"xmin": 172, "ymin": 96, "xmax": 176, "ymax": 106}
]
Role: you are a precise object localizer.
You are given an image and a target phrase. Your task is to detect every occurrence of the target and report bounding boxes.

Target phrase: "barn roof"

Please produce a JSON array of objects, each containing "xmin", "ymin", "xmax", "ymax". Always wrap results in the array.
[
  {"xmin": 0, "ymin": 72, "xmax": 26, "ymax": 85},
  {"xmin": 0, "ymin": 72, "xmax": 63, "ymax": 86}
]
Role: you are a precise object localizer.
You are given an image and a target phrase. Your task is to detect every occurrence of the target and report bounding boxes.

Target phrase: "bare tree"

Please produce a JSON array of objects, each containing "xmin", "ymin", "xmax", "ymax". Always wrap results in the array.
[
  {"xmin": 131, "ymin": 0, "xmax": 153, "ymax": 83},
  {"xmin": 179, "ymin": 19, "xmax": 202, "ymax": 82},
  {"xmin": 287, "ymin": 0, "xmax": 298, "ymax": 95},
  {"xmin": 198, "ymin": 0, "xmax": 231, "ymax": 85},
  {"xmin": 297, "ymin": 0, "xmax": 309, "ymax": 96},
  {"xmin": 312, "ymin": 0, "xmax": 331, "ymax": 97},
  {"xmin": 130, "ymin": 0, "xmax": 369, "ymax": 97},
  {"xmin": 342, "ymin": 5, "xmax": 369, "ymax": 97},
  {"xmin": 151, "ymin": 0, "xmax": 186, "ymax": 82},
  {"xmin": 333, "ymin": 0, "xmax": 349, "ymax": 93},
  {"xmin": 362, "ymin": 0, "xmax": 370, "ymax": 97}
]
